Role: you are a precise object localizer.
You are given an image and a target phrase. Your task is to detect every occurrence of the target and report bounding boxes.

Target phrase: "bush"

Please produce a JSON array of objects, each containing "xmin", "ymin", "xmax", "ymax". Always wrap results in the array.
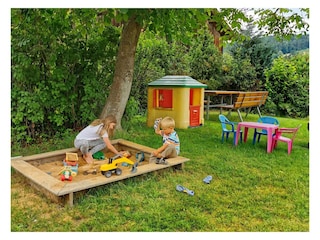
[
  {"xmin": 11, "ymin": 9, "xmax": 120, "ymax": 144},
  {"xmin": 265, "ymin": 52, "xmax": 309, "ymax": 118}
]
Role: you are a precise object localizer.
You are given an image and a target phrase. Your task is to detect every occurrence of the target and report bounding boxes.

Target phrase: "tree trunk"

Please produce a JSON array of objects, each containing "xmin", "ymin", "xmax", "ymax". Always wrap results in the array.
[
  {"xmin": 207, "ymin": 21, "xmax": 223, "ymax": 53},
  {"xmin": 100, "ymin": 15, "xmax": 142, "ymax": 129}
]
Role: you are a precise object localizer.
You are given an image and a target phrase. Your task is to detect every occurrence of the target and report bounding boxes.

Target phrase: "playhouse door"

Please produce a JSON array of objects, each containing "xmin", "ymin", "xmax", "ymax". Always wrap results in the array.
[
  {"xmin": 189, "ymin": 106, "xmax": 200, "ymax": 127},
  {"xmin": 189, "ymin": 89, "xmax": 200, "ymax": 127}
]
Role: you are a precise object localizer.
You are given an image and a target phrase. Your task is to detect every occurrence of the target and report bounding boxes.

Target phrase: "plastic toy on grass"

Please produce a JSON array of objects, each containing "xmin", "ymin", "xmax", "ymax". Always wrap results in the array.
[
  {"xmin": 203, "ymin": 175, "xmax": 212, "ymax": 184},
  {"xmin": 176, "ymin": 184, "xmax": 194, "ymax": 196}
]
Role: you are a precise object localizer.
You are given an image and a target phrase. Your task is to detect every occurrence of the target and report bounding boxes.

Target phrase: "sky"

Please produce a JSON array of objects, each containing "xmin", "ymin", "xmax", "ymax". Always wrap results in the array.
[{"xmin": 1, "ymin": 1, "xmax": 319, "ymax": 240}]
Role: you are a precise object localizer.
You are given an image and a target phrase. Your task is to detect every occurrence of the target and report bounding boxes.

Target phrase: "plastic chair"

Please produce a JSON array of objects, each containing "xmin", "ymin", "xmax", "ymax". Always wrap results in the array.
[
  {"xmin": 253, "ymin": 116, "xmax": 279, "ymax": 144},
  {"xmin": 218, "ymin": 114, "xmax": 242, "ymax": 145},
  {"xmin": 271, "ymin": 124, "xmax": 301, "ymax": 154}
]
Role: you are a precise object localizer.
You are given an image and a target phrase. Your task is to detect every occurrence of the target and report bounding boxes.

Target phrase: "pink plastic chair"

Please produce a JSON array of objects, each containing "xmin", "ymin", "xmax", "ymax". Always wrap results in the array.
[{"xmin": 271, "ymin": 124, "xmax": 301, "ymax": 154}]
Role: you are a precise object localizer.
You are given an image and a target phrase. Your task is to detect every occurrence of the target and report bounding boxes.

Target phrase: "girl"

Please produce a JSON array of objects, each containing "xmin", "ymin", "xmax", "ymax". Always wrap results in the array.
[{"xmin": 74, "ymin": 115, "xmax": 122, "ymax": 164}]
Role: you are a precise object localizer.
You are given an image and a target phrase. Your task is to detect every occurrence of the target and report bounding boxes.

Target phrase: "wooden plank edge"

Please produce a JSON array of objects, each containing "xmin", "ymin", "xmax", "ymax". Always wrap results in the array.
[
  {"xmin": 58, "ymin": 156, "xmax": 190, "ymax": 195},
  {"xmin": 117, "ymin": 139, "xmax": 155, "ymax": 153},
  {"xmin": 11, "ymin": 159, "xmax": 66, "ymax": 195},
  {"xmin": 17, "ymin": 147, "xmax": 78, "ymax": 162},
  {"xmin": 11, "ymin": 139, "xmax": 123, "ymax": 162}
]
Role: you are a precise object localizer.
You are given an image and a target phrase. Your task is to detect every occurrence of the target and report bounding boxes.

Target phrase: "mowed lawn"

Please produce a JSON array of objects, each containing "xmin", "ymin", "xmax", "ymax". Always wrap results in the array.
[{"xmin": 10, "ymin": 111, "xmax": 309, "ymax": 232}]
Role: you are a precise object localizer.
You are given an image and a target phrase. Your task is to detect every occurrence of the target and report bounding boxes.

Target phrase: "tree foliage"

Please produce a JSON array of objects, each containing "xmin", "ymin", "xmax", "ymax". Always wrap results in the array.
[
  {"xmin": 131, "ymin": 32, "xmax": 191, "ymax": 115},
  {"xmin": 253, "ymin": 8, "xmax": 309, "ymax": 38},
  {"xmin": 11, "ymin": 9, "xmax": 119, "ymax": 143},
  {"xmin": 228, "ymin": 36, "xmax": 278, "ymax": 90},
  {"xmin": 265, "ymin": 52, "xmax": 309, "ymax": 118},
  {"xmin": 263, "ymin": 35, "xmax": 309, "ymax": 54},
  {"xmin": 188, "ymin": 27, "xmax": 223, "ymax": 89},
  {"xmin": 11, "ymin": 8, "xmax": 309, "ymax": 145}
]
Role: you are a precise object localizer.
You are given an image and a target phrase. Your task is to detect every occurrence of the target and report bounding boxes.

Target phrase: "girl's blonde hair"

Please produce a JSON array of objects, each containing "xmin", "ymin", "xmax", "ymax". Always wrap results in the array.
[{"xmin": 90, "ymin": 115, "xmax": 117, "ymax": 138}]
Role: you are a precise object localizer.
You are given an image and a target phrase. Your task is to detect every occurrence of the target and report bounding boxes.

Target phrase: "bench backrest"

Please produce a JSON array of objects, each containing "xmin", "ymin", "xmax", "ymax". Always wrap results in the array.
[{"xmin": 233, "ymin": 91, "xmax": 268, "ymax": 109}]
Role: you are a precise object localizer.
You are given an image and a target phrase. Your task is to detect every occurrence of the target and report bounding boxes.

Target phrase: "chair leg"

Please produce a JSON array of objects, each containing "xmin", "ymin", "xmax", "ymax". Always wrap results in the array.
[
  {"xmin": 257, "ymin": 134, "xmax": 261, "ymax": 143},
  {"xmin": 253, "ymin": 131, "xmax": 257, "ymax": 145},
  {"xmin": 221, "ymin": 133, "xmax": 225, "ymax": 143},
  {"xmin": 273, "ymin": 140, "xmax": 278, "ymax": 149},
  {"xmin": 288, "ymin": 141, "xmax": 293, "ymax": 154},
  {"xmin": 272, "ymin": 139, "xmax": 277, "ymax": 152}
]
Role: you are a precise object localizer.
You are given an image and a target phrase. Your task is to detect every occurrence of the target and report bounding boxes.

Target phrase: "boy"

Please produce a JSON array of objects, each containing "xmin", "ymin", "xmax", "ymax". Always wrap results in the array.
[{"xmin": 151, "ymin": 116, "xmax": 180, "ymax": 164}]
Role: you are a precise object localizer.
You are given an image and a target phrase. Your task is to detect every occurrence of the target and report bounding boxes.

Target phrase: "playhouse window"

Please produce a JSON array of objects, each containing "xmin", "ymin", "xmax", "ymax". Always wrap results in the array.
[{"xmin": 153, "ymin": 89, "xmax": 173, "ymax": 109}]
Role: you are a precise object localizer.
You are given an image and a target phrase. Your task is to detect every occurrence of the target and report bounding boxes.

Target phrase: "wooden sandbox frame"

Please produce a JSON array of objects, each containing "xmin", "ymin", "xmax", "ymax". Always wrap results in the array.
[{"xmin": 11, "ymin": 139, "xmax": 189, "ymax": 206}]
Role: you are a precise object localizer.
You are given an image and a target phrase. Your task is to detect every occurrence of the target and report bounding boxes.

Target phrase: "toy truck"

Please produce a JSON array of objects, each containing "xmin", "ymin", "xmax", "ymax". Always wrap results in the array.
[{"xmin": 100, "ymin": 154, "xmax": 138, "ymax": 178}]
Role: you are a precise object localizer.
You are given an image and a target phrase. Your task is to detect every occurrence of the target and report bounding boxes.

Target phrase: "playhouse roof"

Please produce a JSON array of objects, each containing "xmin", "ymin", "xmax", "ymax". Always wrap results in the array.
[{"xmin": 148, "ymin": 75, "xmax": 207, "ymax": 88}]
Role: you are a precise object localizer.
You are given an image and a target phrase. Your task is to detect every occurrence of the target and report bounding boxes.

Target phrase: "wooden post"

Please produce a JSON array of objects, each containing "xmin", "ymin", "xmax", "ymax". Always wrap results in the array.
[{"xmin": 68, "ymin": 192, "xmax": 74, "ymax": 207}]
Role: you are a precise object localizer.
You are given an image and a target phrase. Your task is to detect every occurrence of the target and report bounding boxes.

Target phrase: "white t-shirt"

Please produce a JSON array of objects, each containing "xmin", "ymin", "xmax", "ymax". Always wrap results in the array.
[{"xmin": 75, "ymin": 124, "xmax": 108, "ymax": 140}]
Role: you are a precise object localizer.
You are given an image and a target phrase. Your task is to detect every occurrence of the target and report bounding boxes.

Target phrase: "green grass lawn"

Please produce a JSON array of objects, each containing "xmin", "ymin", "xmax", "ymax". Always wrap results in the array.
[{"xmin": 10, "ymin": 111, "xmax": 309, "ymax": 232}]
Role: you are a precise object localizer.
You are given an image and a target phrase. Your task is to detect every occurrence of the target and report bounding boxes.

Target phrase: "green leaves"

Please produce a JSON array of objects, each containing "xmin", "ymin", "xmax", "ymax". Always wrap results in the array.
[
  {"xmin": 265, "ymin": 53, "xmax": 309, "ymax": 117},
  {"xmin": 253, "ymin": 8, "xmax": 309, "ymax": 39},
  {"xmin": 11, "ymin": 9, "xmax": 118, "ymax": 144},
  {"xmin": 11, "ymin": 8, "xmax": 309, "ymax": 144}
]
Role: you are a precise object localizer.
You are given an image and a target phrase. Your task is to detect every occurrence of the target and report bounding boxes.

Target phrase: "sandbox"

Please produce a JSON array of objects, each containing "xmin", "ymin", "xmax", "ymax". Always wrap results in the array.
[{"xmin": 11, "ymin": 139, "xmax": 189, "ymax": 206}]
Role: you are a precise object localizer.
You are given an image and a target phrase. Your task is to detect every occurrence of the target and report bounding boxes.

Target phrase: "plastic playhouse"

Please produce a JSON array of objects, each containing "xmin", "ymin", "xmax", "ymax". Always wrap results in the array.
[{"xmin": 147, "ymin": 75, "xmax": 207, "ymax": 129}]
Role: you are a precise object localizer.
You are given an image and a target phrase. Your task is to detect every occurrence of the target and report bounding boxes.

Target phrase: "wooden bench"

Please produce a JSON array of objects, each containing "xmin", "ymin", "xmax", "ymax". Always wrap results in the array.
[{"xmin": 220, "ymin": 91, "xmax": 268, "ymax": 121}]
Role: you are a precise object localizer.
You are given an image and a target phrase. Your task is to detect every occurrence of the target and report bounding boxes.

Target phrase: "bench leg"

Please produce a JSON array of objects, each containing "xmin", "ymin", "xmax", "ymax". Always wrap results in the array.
[
  {"xmin": 206, "ymin": 96, "xmax": 210, "ymax": 120},
  {"xmin": 245, "ymin": 107, "xmax": 251, "ymax": 118},
  {"xmin": 237, "ymin": 109, "xmax": 243, "ymax": 122},
  {"xmin": 220, "ymin": 96, "xmax": 224, "ymax": 114},
  {"xmin": 256, "ymin": 107, "xmax": 262, "ymax": 118},
  {"xmin": 227, "ymin": 109, "xmax": 232, "ymax": 118}
]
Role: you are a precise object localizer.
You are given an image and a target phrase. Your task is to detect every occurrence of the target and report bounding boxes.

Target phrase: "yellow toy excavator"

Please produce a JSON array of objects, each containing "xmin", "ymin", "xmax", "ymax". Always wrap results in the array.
[{"xmin": 100, "ymin": 154, "xmax": 138, "ymax": 178}]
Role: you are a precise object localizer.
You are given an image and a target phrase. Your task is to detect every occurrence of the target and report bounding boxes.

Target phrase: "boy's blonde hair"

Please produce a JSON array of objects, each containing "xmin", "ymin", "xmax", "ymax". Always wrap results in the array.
[
  {"xmin": 160, "ymin": 116, "xmax": 175, "ymax": 129},
  {"xmin": 91, "ymin": 115, "xmax": 117, "ymax": 138}
]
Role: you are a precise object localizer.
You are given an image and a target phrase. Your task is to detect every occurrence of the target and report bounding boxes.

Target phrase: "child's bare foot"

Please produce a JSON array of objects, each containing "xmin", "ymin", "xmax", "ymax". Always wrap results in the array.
[
  {"xmin": 151, "ymin": 152, "xmax": 162, "ymax": 158},
  {"xmin": 83, "ymin": 153, "xmax": 94, "ymax": 164}
]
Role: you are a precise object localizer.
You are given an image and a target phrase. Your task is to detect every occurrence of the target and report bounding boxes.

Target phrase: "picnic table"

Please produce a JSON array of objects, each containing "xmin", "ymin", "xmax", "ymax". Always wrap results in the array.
[
  {"xmin": 204, "ymin": 90, "xmax": 240, "ymax": 119},
  {"xmin": 204, "ymin": 90, "xmax": 268, "ymax": 121}
]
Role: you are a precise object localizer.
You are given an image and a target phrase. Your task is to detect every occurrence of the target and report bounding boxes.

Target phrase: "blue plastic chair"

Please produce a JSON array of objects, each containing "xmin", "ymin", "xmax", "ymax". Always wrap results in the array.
[
  {"xmin": 253, "ymin": 116, "xmax": 279, "ymax": 144},
  {"xmin": 218, "ymin": 114, "xmax": 242, "ymax": 145}
]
